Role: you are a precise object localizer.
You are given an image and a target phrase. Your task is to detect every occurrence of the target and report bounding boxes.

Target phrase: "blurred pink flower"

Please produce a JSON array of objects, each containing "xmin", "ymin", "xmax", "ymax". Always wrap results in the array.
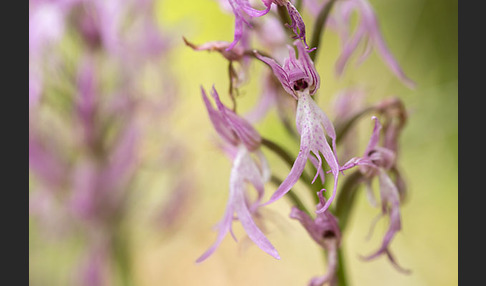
[
  {"xmin": 197, "ymin": 86, "xmax": 280, "ymax": 262},
  {"xmin": 341, "ymin": 117, "xmax": 409, "ymax": 273},
  {"xmin": 333, "ymin": 0, "xmax": 415, "ymax": 88},
  {"xmin": 290, "ymin": 190, "xmax": 341, "ymax": 286},
  {"xmin": 226, "ymin": 0, "xmax": 312, "ymax": 51}
]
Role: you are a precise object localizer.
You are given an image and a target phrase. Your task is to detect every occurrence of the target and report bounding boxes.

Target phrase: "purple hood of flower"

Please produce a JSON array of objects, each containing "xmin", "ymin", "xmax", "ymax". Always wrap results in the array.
[
  {"xmin": 201, "ymin": 86, "xmax": 262, "ymax": 151},
  {"xmin": 256, "ymin": 40, "xmax": 320, "ymax": 98},
  {"xmin": 290, "ymin": 190, "xmax": 341, "ymax": 248}
]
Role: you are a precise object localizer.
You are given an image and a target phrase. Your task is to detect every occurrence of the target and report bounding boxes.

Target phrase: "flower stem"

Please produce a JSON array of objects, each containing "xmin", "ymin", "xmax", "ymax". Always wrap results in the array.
[
  {"xmin": 333, "ymin": 170, "xmax": 363, "ymax": 231},
  {"xmin": 112, "ymin": 229, "xmax": 134, "ymax": 286},
  {"xmin": 336, "ymin": 247, "xmax": 349, "ymax": 286},
  {"xmin": 309, "ymin": 0, "xmax": 337, "ymax": 62},
  {"xmin": 331, "ymin": 171, "xmax": 363, "ymax": 286}
]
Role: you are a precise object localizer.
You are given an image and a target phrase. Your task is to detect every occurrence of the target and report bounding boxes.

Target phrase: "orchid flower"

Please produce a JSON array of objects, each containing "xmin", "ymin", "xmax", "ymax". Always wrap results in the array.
[
  {"xmin": 196, "ymin": 86, "xmax": 280, "ymax": 262},
  {"xmin": 333, "ymin": 0, "xmax": 415, "ymax": 88},
  {"xmin": 290, "ymin": 190, "xmax": 341, "ymax": 286},
  {"xmin": 341, "ymin": 116, "xmax": 409, "ymax": 273},
  {"xmin": 255, "ymin": 40, "xmax": 340, "ymax": 214},
  {"xmin": 303, "ymin": 0, "xmax": 414, "ymax": 88},
  {"xmin": 226, "ymin": 0, "xmax": 312, "ymax": 51}
]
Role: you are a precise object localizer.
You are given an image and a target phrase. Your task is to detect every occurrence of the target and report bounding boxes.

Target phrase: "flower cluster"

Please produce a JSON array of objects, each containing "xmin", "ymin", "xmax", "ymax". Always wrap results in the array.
[{"xmin": 189, "ymin": 0, "xmax": 414, "ymax": 284}]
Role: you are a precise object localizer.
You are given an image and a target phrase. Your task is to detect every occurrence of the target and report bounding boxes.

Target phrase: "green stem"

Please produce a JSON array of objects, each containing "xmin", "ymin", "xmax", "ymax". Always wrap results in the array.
[
  {"xmin": 331, "ymin": 171, "xmax": 363, "ymax": 286},
  {"xmin": 309, "ymin": 0, "xmax": 337, "ymax": 62},
  {"xmin": 112, "ymin": 229, "xmax": 134, "ymax": 286},
  {"xmin": 333, "ymin": 170, "xmax": 363, "ymax": 231},
  {"xmin": 336, "ymin": 247, "xmax": 349, "ymax": 286}
]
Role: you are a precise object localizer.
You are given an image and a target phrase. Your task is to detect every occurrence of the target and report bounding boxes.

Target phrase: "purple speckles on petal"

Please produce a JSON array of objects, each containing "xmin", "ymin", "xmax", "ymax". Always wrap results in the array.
[
  {"xmin": 285, "ymin": 1, "xmax": 314, "ymax": 51},
  {"xmin": 264, "ymin": 92, "xmax": 340, "ymax": 213}
]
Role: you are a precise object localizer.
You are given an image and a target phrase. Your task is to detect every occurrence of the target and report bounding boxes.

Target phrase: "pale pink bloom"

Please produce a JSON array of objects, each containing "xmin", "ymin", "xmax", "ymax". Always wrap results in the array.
[
  {"xmin": 197, "ymin": 86, "xmax": 280, "ymax": 262},
  {"xmin": 256, "ymin": 40, "xmax": 340, "ymax": 214}
]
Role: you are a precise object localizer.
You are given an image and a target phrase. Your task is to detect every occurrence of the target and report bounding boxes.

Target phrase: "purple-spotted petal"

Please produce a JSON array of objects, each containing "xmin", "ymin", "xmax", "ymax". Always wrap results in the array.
[
  {"xmin": 285, "ymin": 2, "xmax": 313, "ymax": 51},
  {"xmin": 309, "ymin": 153, "xmax": 325, "ymax": 185}
]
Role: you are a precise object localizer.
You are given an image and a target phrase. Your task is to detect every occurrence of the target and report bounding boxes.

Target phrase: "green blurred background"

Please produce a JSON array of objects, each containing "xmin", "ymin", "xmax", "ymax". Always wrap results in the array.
[{"xmin": 29, "ymin": 0, "xmax": 458, "ymax": 285}]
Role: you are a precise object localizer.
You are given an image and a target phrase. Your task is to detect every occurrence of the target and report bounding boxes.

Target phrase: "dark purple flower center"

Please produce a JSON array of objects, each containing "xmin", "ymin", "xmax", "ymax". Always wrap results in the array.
[
  {"xmin": 293, "ymin": 79, "xmax": 308, "ymax": 91},
  {"xmin": 323, "ymin": 230, "xmax": 336, "ymax": 239}
]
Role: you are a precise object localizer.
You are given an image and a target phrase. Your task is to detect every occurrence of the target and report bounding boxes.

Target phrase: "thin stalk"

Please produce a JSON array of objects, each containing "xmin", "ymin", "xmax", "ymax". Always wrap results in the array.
[
  {"xmin": 334, "ymin": 170, "xmax": 362, "ymax": 231},
  {"xmin": 336, "ymin": 247, "xmax": 349, "ymax": 286},
  {"xmin": 112, "ymin": 227, "xmax": 134, "ymax": 286},
  {"xmin": 309, "ymin": 0, "xmax": 337, "ymax": 62},
  {"xmin": 332, "ymin": 171, "xmax": 363, "ymax": 286}
]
